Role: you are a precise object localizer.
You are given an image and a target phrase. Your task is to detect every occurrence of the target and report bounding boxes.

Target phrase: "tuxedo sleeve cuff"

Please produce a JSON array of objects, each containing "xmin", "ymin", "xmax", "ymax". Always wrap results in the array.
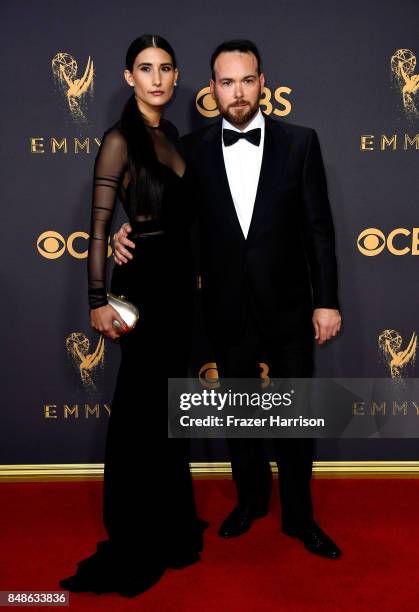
[{"xmin": 313, "ymin": 300, "xmax": 340, "ymax": 311}]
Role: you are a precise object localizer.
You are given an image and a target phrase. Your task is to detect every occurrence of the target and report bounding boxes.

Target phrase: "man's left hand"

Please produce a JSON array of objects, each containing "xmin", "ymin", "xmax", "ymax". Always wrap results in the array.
[{"xmin": 312, "ymin": 308, "xmax": 341, "ymax": 345}]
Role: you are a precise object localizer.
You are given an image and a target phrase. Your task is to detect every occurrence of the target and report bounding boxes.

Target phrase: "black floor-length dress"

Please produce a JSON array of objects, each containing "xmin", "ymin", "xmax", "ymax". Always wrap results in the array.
[{"xmin": 60, "ymin": 120, "xmax": 206, "ymax": 597}]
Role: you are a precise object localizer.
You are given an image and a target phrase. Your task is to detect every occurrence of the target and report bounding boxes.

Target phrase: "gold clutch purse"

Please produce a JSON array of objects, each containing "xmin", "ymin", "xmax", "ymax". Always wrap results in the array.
[{"xmin": 107, "ymin": 292, "xmax": 140, "ymax": 331}]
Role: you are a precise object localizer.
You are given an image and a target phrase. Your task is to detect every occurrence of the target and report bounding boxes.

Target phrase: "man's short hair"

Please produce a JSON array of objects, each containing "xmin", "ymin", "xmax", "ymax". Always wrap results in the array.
[{"xmin": 210, "ymin": 39, "xmax": 262, "ymax": 80}]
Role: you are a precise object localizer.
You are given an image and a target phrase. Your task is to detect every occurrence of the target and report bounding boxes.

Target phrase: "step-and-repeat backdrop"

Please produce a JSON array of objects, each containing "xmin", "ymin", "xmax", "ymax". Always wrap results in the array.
[{"xmin": 1, "ymin": 0, "xmax": 418, "ymax": 464}]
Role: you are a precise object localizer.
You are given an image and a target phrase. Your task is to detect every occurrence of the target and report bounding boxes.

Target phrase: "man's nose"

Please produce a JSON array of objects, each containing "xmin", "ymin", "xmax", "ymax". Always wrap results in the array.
[{"xmin": 234, "ymin": 83, "xmax": 244, "ymax": 98}]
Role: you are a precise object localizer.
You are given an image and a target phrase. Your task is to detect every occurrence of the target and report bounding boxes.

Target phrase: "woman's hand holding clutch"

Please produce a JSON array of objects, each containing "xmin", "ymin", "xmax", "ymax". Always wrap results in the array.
[{"xmin": 90, "ymin": 304, "xmax": 129, "ymax": 340}]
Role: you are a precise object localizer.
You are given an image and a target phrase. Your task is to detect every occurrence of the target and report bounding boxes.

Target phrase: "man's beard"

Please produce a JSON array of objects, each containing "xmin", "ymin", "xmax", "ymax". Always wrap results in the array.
[{"xmin": 217, "ymin": 97, "xmax": 260, "ymax": 126}]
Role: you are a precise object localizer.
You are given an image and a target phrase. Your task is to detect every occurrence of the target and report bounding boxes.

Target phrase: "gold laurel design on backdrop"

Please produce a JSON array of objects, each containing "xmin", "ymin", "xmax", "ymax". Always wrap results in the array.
[
  {"xmin": 391, "ymin": 49, "xmax": 419, "ymax": 119},
  {"xmin": 66, "ymin": 332, "xmax": 104, "ymax": 388},
  {"xmin": 378, "ymin": 330, "xmax": 417, "ymax": 380},
  {"xmin": 52, "ymin": 52, "xmax": 94, "ymax": 124}
]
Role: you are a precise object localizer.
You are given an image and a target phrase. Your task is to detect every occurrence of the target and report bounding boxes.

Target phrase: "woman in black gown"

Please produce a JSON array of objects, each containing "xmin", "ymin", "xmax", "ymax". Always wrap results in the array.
[{"xmin": 59, "ymin": 34, "xmax": 206, "ymax": 598}]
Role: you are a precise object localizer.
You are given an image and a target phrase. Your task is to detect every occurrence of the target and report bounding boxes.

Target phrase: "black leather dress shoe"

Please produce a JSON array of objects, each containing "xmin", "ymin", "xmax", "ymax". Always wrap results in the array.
[
  {"xmin": 283, "ymin": 523, "xmax": 342, "ymax": 559},
  {"xmin": 218, "ymin": 507, "xmax": 267, "ymax": 538}
]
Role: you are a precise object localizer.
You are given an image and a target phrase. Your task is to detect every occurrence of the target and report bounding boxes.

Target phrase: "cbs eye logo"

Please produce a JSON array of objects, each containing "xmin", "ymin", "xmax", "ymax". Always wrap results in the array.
[
  {"xmin": 196, "ymin": 89, "xmax": 219, "ymax": 118},
  {"xmin": 198, "ymin": 362, "xmax": 220, "ymax": 389},
  {"xmin": 357, "ymin": 228, "xmax": 386, "ymax": 256},
  {"xmin": 196, "ymin": 85, "xmax": 292, "ymax": 118},
  {"xmin": 37, "ymin": 230, "xmax": 112, "ymax": 259},
  {"xmin": 198, "ymin": 361, "xmax": 270, "ymax": 389},
  {"xmin": 357, "ymin": 228, "xmax": 419, "ymax": 256}
]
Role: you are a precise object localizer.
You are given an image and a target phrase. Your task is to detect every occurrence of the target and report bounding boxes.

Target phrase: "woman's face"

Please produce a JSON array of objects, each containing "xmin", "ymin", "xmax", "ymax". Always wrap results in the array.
[{"xmin": 125, "ymin": 47, "xmax": 178, "ymax": 110}]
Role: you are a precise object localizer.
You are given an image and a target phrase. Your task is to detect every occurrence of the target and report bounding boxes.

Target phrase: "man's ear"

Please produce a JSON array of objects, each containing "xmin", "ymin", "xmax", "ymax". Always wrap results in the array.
[
  {"xmin": 210, "ymin": 79, "xmax": 215, "ymax": 95},
  {"xmin": 259, "ymin": 72, "xmax": 265, "ymax": 90}
]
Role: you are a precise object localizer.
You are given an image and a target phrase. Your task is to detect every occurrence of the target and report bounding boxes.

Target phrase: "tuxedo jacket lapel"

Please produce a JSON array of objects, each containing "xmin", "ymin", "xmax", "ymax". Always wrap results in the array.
[
  {"xmin": 247, "ymin": 117, "xmax": 291, "ymax": 241},
  {"xmin": 202, "ymin": 121, "xmax": 245, "ymax": 241},
  {"xmin": 201, "ymin": 116, "xmax": 291, "ymax": 242}
]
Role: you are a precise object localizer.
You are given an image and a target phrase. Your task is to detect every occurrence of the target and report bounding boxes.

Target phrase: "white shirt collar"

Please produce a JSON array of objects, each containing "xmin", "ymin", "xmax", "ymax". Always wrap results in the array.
[{"xmin": 222, "ymin": 108, "xmax": 265, "ymax": 134}]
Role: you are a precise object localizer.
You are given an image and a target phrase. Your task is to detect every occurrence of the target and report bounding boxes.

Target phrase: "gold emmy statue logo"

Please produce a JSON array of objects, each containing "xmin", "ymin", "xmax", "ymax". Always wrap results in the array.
[
  {"xmin": 378, "ymin": 329, "xmax": 417, "ymax": 380},
  {"xmin": 52, "ymin": 52, "xmax": 94, "ymax": 124},
  {"xmin": 66, "ymin": 332, "xmax": 105, "ymax": 389},
  {"xmin": 391, "ymin": 49, "xmax": 419, "ymax": 119},
  {"xmin": 198, "ymin": 362, "xmax": 270, "ymax": 389}
]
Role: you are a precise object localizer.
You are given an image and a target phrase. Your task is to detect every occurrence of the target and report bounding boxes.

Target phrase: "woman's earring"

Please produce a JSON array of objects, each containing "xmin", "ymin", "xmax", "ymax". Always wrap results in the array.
[{"xmin": 174, "ymin": 82, "xmax": 178, "ymax": 87}]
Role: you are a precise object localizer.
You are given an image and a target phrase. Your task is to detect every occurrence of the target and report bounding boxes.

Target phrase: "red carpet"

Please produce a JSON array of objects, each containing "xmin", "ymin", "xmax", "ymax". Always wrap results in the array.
[{"xmin": 1, "ymin": 478, "xmax": 419, "ymax": 611}]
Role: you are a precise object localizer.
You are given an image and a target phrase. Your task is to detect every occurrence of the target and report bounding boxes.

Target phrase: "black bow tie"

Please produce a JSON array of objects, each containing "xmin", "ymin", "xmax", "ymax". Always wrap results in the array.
[{"xmin": 223, "ymin": 128, "xmax": 261, "ymax": 147}]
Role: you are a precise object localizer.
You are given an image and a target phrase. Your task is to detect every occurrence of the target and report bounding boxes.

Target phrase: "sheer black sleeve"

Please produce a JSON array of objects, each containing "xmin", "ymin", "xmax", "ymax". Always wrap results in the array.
[{"xmin": 87, "ymin": 128, "xmax": 128, "ymax": 310}]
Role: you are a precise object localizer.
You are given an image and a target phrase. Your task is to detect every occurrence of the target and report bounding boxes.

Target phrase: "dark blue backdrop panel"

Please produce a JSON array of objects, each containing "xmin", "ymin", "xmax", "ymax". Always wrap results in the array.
[{"xmin": 1, "ymin": 0, "xmax": 418, "ymax": 462}]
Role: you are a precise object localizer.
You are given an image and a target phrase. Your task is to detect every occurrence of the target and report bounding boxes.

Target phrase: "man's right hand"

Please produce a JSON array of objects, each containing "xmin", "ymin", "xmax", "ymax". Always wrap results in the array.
[
  {"xmin": 90, "ymin": 304, "xmax": 129, "ymax": 340},
  {"xmin": 113, "ymin": 223, "xmax": 135, "ymax": 265}
]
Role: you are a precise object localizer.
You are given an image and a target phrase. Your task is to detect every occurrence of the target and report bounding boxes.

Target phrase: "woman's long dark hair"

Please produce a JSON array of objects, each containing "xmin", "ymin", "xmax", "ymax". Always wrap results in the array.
[{"xmin": 119, "ymin": 34, "xmax": 177, "ymax": 219}]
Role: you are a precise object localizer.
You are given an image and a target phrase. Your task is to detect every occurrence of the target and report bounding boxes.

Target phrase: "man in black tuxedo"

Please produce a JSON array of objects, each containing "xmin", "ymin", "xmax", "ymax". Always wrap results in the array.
[{"xmin": 113, "ymin": 40, "xmax": 342, "ymax": 559}]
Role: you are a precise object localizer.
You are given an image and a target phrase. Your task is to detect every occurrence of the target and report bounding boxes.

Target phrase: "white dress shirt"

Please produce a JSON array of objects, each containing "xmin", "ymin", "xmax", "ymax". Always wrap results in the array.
[{"xmin": 222, "ymin": 109, "xmax": 265, "ymax": 238}]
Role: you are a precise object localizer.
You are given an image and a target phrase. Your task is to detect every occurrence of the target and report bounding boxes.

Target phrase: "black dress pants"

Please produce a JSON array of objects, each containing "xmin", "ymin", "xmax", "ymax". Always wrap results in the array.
[{"xmin": 215, "ymin": 310, "xmax": 314, "ymax": 532}]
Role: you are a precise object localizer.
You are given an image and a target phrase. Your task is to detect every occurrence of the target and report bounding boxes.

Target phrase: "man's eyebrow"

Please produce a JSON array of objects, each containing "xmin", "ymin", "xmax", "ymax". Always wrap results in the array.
[{"xmin": 218, "ymin": 74, "xmax": 256, "ymax": 80}]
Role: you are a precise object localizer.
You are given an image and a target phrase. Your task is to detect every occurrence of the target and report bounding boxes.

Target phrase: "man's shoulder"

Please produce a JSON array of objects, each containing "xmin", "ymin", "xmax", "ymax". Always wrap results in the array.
[
  {"xmin": 181, "ymin": 121, "xmax": 221, "ymax": 145},
  {"xmin": 266, "ymin": 116, "xmax": 314, "ymax": 140}
]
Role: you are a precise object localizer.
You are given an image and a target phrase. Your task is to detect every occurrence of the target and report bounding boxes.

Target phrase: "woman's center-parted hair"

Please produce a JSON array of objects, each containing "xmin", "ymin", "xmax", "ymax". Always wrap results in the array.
[
  {"xmin": 120, "ymin": 34, "xmax": 177, "ymax": 220},
  {"xmin": 125, "ymin": 34, "xmax": 177, "ymax": 71}
]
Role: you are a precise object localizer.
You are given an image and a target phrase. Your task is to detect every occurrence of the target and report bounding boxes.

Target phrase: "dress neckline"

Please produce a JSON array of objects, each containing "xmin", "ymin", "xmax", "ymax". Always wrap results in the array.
[{"xmin": 122, "ymin": 162, "xmax": 184, "ymax": 193}]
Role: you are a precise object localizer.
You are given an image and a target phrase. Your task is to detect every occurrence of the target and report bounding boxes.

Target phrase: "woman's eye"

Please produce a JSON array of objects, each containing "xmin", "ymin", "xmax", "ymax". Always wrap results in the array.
[
  {"xmin": 162, "ymin": 66, "xmax": 172, "ymax": 72},
  {"xmin": 140, "ymin": 66, "xmax": 150, "ymax": 72}
]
